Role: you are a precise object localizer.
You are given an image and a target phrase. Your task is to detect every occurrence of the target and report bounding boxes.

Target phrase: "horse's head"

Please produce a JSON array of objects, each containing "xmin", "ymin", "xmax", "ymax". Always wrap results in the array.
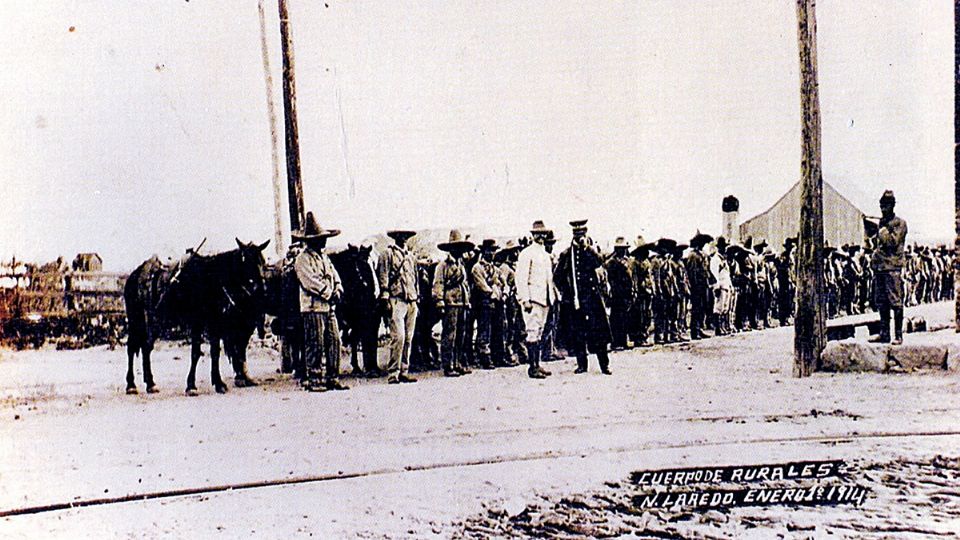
[{"xmin": 234, "ymin": 238, "xmax": 270, "ymax": 299}]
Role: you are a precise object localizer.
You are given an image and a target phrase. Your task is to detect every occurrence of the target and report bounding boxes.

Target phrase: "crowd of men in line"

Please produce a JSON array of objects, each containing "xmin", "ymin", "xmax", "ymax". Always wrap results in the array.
[{"xmin": 279, "ymin": 190, "xmax": 952, "ymax": 392}]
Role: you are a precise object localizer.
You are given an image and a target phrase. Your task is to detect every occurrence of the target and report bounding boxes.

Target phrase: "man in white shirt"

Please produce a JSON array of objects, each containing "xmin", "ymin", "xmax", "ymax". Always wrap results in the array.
[{"xmin": 515, "ymin": 220, "xmax": 557, "ymax": 379}]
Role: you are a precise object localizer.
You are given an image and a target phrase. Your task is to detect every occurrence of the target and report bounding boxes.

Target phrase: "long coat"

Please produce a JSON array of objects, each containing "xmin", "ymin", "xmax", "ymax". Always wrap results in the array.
[{"xmin": 555, "ymin": 243, "xmax": 612, "ymax": 350}]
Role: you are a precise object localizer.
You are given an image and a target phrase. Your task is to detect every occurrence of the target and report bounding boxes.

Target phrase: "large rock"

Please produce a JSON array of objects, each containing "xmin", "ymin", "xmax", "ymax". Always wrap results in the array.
[
  {"xmin": 944, "ymin": 343, "xmax": 960, "ymax": 372},
  {"xmin": 821, "ymin": 341, "xmax": 888, "ymax": 373},
  {"xmin": 887, "ymin": 345, "xmax": 948, "ymax": 371}
]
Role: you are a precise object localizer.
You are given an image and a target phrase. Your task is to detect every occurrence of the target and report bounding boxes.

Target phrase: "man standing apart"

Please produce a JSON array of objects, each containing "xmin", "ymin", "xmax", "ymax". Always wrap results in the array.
[
  {"xmin": 555, "ymin": 220, "xmax": 613, "ymax": 374},
  {"xmin": 377, "ymin": 228, "xmax": 420, "ymax": 384},
  {"xmin": 516, "ymin": 221, "xmax": 556, "ymax": 379},
  {"xmin": 870, "ymin": 190, "xmax": 908, "ymax": 344},
  {"xmin": 433, "ymin": 230, "xmax": 475, "ymax": 377},
  {"xmin": 294, "ymin": 212, "xmax": 349, "ymax": 392}
]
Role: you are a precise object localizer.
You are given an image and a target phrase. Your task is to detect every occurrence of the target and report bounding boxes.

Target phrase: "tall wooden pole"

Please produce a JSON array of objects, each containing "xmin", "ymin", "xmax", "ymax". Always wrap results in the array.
[
  {"xmin": 954, "ymin": 0, "xmax": 959, "ymax": 331},
  {"xmin": 278, "ymin": 0, "xmax": 305, "ymax": 233},
  {"xmin": 258, "ymin": 0, "xmax": 285, "ymax": 258},
  {"xmin": 794, "ymin": 0, "xmax": 825, "ymax": 377}
]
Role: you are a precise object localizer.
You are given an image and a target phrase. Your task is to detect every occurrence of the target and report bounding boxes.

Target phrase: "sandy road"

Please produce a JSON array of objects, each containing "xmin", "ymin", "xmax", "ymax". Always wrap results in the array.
[{"xmin": 1, "ymin": 302, "xmax": 957, "ymax": 538}]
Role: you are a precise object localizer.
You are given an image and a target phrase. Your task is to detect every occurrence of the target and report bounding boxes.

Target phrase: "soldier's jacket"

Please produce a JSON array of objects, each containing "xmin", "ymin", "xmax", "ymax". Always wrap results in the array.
[
  {"xmin": 653, "ymin": 257, "xmax": 682, "ymax": 298},
  {"xmin": 471, "ymin": 258, "xmax": 502, "ymax": 302},
  {"xmin": 604, "ymin": 255, "xmax": 635, "ymax": 307},
  {"xmin": 294, "ymin": 247, "xmax": 343, "ymax": 313},
  {"xmin": 433, "ymin": 254, "xmax": 471, "ymax": 308},
  {"xmin": 871, "ymin": 216, "xmax": 908, "ymax": 272},
  {"xmin": 683, "ymin": 249, "xmax": 711, "ymax": 292},
  {"xmin": 498, "ymin": 262, "xmax": 517, "ymax": 301},
  {"xmin": 630, "ymin": 257, "xmax": 654, "ymax": 296},
  {"xmin": 554, "ymin": 243, "xmax": 606, "ymax": 306},
  {"xmin": 377, "ymin": 244, "xmax": 419, "ymax": 302}
]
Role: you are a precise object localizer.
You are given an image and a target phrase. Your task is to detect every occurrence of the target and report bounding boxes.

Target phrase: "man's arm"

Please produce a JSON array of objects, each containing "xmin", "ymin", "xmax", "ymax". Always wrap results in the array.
[
  {"xmin": 432, "ymin": 261, "xmax": 446, "ymax": 307},
  {"xmin": 376, "ymin": 250, "xmax": 391, "ymax": 300}
]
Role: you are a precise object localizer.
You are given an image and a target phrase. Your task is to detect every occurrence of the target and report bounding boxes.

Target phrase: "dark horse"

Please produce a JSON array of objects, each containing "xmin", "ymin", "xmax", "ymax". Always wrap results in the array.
[
  {"xmin": 124, "ymin": 239, "xmax": 269, "ymax": 395},
  {"xmin": 330, "ymin": 245, "xmax": 382, "ymax": 377},
  {"xmin": 263, "ymin": 258, "xmax": 304, "ymax": 378}
]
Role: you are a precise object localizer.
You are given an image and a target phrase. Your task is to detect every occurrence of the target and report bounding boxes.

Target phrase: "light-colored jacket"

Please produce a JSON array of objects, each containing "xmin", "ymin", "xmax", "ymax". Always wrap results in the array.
[
  {"xmin": 516, "ymin": 242, "xmax": 557, "ymax": 307},
  {"xmin": 295, "ymin": 247, "xmax": 343, "ymax": 313}
]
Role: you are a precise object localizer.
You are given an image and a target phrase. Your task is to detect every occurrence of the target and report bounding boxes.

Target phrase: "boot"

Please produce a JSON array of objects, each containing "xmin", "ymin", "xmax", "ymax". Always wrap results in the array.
[
  {"xmin": 574, "ymin": 353, "xmax": 588, "ymax": 374},
  {"xmin": 892, "ymin": 308, "xmax": 904, "ymax": 345},
  {"xmin": 526, "ymin": 342, "xmax": 546, "ymax": 379},
  {"xmin": 870, "ymin": 309, "xmax": 891, "ymax": 343},
  {"xmin": 598, "ymin": 349, "xmax": 612, "ymax": 375},
  {"xmin": 537, "ymin": 340, "xmax": 552, "ymax": 376}
]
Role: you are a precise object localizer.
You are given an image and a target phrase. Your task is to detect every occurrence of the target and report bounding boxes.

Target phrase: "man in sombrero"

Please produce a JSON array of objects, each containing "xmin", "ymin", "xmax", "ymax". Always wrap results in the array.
[
  {"xmin": 471, "ymin": 239, "xmax": 502, "ymax": 370},
  {"xmin": 432, "ymin": 230, "xmax": 475, "ymax": 377},
  {"xmin": 604, "ymin": 237, "xmax": 635, "ymax": 350},
  {"xmin": 377, "ymin": 227, "xmax": 420, "ymax": 384},
  {"xmin": 294, "ymin": 212, "xmax": 349, "ymax": 392},
  {"xmin": 495, "ymin": 239, "xmax": 524, "ymax": 367},
  {"xmin": 685, "ymin": 232, "xmax": 714, "ymax": 340}
]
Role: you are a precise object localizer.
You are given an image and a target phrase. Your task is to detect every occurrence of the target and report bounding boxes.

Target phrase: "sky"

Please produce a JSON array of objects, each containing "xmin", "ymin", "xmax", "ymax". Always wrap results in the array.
[{"xmin": 0, "ymin": 1, "xmax": 953, "ymax": 270}]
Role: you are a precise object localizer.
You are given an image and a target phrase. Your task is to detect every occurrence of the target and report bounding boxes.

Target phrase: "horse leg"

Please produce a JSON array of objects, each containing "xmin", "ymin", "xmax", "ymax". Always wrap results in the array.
[
  {"xmin": 210, "ymin": 335, "xmax": 228, "ymax": 394},
  {"xmin": 143, "ymin": 342, "xmax": 159, "ymax": 393},
  {"xmin": 186, "ymin": 326, "xmax": 202, "ymax": 396},
  {"xmin": 126, "ymin": 341, "xmax": 139, "ymax": 395},
  {"xmin": 232, "ymin": 339, "xmax": 258, "ymax": 387}
]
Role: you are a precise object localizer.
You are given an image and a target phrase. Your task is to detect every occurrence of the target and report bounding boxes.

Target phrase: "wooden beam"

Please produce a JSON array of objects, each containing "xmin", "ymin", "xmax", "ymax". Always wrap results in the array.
[
  {"xmin": 278, "ymin": 0, "xmax": 305, "ymax": 233},
  {"xmin": 955, "ymin": 0, "xmax": 959, "ymax": 331},
  {"xmin": 794, "ymin": 0, "xmax": 826, "ymax": 377}
]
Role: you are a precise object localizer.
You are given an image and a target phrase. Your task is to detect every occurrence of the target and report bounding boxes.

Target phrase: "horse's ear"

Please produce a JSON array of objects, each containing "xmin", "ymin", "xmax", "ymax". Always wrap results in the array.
[
  {"xmin": 257, "ymin": 240, "xmax": 270, "ymax": 252},
  {"xmin": 236, "ymin": 238, "xmax": 245, "ymax": 249}
]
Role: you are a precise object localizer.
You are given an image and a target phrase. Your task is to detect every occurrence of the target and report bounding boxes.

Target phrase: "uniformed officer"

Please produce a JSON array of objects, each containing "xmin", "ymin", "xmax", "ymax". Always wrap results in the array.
[
  {"xmin": 870, "ymin": 190, "xmax": 908, "ymax": 344},
  {"xmin": 555, "ymin": 220, "xmax": 612, "ymax": 374}
]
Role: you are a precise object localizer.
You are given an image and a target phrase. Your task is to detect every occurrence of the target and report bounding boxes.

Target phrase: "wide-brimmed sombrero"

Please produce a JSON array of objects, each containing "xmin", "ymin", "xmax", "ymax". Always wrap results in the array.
[
  {"xmin": 438, "ymin": 229, "xmax": 475, "ymax": 252},
  {"xmin": 292, "ymin": 212, "xmax": 340, "ymax": 240},
  {"xmin": 689, "ymin": 231, "xmax": 714, "ymax": 249}
]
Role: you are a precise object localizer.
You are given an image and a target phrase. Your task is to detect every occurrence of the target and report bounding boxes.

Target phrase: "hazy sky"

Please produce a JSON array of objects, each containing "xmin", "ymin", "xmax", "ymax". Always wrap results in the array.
[{"xmin": 0, "ymin": 1, "xmax": 953, "ymax": 270}]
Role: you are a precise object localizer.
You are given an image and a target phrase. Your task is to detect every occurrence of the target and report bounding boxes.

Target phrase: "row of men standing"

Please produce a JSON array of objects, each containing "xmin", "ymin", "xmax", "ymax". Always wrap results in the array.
[{"xmin": 286, "ymin": 213, "xmax": 615, "ymax": 391}]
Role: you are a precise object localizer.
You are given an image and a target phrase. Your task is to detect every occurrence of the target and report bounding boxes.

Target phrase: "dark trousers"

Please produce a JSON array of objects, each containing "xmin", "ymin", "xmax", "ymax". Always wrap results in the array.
[
  {"xmin": 630, "ymin": 294, "xmax": 652, "ymax": 344},
  {"xmin": 609, "ymin": 303, "xmax": 631, "ymax": 348},
  {"xmin": 474, "ymin": 299, "xmax": 495, "ymax": 366},
  {"xmin": 569, "ymin": 308, "xmax": 610, "ymax": 371},
  {"xmin": 302, "ymin": 312, "xmax": 341, "ymax": 383},
  {"xmin": 689, "ymin": 292, "xmax": 708, "ymax": 338},
  {"xmin": 441, "ymin": 306, "xmax": 469, "ymax": 372}
]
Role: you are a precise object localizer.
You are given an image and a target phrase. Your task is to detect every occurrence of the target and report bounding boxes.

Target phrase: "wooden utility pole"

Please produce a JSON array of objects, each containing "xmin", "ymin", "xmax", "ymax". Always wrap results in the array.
[
  {"xmin": 278, "ymin": 0, "xmax": 305, "ymax": 233},
  {"xmin": 258, "ymin": 0, "xmax": 285, "ymax": 257},
  {"xmin": 954, "ymin": 0, "xmax": 959, "ymax": 331},
  {"xmin": 794, "ymin": 0, "xmax": 825, "ymax": 377}
]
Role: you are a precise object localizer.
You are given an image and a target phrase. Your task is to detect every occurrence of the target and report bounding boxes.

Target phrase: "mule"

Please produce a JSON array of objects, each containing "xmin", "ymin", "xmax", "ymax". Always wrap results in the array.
[
  {"xmin": 124, "ymin": 239, "xmax": 269, "ymax": 395},
  {"xmin": 330, "ymin": 245, "xmax": 381, "ymax": 377}
]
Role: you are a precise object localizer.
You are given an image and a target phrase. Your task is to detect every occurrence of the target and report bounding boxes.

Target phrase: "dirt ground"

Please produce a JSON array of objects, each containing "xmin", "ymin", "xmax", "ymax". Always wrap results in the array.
[{"xmin": 1, "ymin": 302, "xmax": 958, "ymax": 539}]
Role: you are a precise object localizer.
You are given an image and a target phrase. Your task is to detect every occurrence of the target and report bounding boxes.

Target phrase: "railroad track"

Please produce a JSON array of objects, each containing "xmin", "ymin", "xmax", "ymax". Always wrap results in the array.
[{"xmin": 3, "ymin": 428, "xmax": 960, "ymax": 519}]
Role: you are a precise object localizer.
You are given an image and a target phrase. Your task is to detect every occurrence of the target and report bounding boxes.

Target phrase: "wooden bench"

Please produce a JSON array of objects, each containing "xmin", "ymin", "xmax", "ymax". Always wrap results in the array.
[{"xmin": 826, "ymin": 315, "xmax": 882, "ymax": 341}]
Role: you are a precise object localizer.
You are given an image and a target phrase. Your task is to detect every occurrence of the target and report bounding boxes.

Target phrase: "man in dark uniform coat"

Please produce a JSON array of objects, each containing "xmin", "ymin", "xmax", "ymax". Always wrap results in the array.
[
  {"xmin": 554, "ymin": 220, "xmax": 612, "ymax": 374},
  {"xmin": 684, "ymin": 232, "xmax": 713, "ymax": 340},
  {"xmin": 604, "ymin": 237, "xmax": 635, "ymax": 350},
  {"xmin": 870, "ymin": 190, "xmax": 908, "ymax": 344}
]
